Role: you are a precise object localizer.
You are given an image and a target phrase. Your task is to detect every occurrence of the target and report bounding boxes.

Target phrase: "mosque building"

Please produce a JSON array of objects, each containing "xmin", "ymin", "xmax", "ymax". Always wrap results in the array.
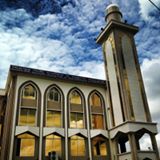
[{"xmin": 0, "ymin": 4, "xmax": 159, "ymax": 160}]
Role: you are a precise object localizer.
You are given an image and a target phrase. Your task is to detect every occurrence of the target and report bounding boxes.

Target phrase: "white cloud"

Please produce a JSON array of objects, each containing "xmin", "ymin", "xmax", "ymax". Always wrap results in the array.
[
  {"xmin": 141, "ymin": 56, "xmax": 160, "ymax": 151},
  {"xmin": 0, "ymin": 8, "xmax": 106, "ymax": 88},
  {"xmin": 138, "ymin": 0, "xmax": 160, "ymax": 20}
]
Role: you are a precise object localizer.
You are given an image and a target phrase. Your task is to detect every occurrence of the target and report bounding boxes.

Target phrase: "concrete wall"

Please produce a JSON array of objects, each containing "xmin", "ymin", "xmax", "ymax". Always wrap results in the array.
[
  {"xmin": 104, "ymin": 36, "xmax": 123, "ymax": 126},
  {"xmin": 122, "ymin": 35, "xmax": 146, "ymax": 122}
]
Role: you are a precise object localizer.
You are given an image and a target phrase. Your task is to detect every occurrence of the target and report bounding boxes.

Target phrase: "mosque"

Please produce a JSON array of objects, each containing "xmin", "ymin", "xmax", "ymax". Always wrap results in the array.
[{"xmin": 0, "ymin": 4, "xmax": 159, "ymax": 160}]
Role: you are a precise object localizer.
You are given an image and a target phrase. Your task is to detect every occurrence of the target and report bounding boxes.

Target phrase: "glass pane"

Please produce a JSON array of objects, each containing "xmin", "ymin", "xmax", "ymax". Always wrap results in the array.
[
  {"xmin": 92, "ymin": 115, "xmax": 104, "ymax": 129},
  {"xmin": 70, "ymin": 113, "xmax": 84, "ymax": 128},
  {"xmin": 93, "ymin": 141, "xmax": 99, "ymax": 156},
  {"xmin": 71, "ymin": 139, "xmax": 77, "ymax": 156},
  {"xmin": 48, "ymin": 88, "xmax": 60, "ymax": 102},
  {"xmin": 90, "ymin": 93, "xmax": 101, "ymax": 107},
  {"xmin": 70, "ymin": 113, "xmax": 76, "ymax": 128},
  {"xmin": 78, "ymin": 138, "xmax": 85, "ymax": 156},
  {"xmin": 70, "ymin": 91, "xmax": 81, "ymax": 105},
  {"xmin": 77, "ymin": 113, "xmax": 84, "ymax": 128},
  {"xmin": 93, "ymin": 137, "xmax": 107, "ymax": 156},
  {"xmin": 46, "ymin": 111, "xmax": 61, "ymax": 127},
  {"xmin": 19, "ymin": 109, "xmax": 36, "ymax": 126},
  {"xmin": 17, "ymin": 134, "xmax": 35, "ymax": 157},
  {"xmin": 100, "ymin": 142, "xmax": 107, "ymax": 156},
  {"xmin": 20, "ymin": 139, "xmax": 35, "ymax": 156},
  {"xmin": 71, "ymin": 136, "xmax": 85, "ymax": 156},
  {"xmin": 27, "ymin": 109, "xmax": 36, "ymax": 126},
  {"xmin": 19, "ymin": 109, "xmax": 27, "ymax": 126},
  {"xmin": 23, "ymin": 85, "xmax": 36, "ymax": 99},
  {"xmin": 45, "ymin": 134, "xmax": 61, "ymax": 156}
]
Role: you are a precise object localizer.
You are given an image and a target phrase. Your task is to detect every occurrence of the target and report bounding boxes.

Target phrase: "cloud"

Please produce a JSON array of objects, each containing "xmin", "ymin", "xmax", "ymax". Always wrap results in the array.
[
  {"xmin": 138, "ymin": 0, "xmax": 160, "ymax": 20},
  {"xmin": 0, "ymin": 4, "xmax": 106, "ymax": 88},
  {"xmin": 141, "ymin": 56, "xmax": 160, "ymax": 151}
]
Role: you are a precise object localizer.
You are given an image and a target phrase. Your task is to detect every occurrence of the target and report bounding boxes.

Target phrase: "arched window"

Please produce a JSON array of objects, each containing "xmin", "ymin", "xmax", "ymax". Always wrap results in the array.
[
  {"xmin": 92, "ymin": 136, "xmax": 108, "ymax": 158},
  {"xmin": 45, "ymin": 87, "xmax": 62, "ymax": 127},
  {"xmin": 70, "ymin": 135, "xmax": 86, "ymax": 157},
  {"xmin": 89, "ymin": 92, "xmax": 106, "ymax": 129},
  {"xmin": 16, "ymin": 133, "xmax": 36, "ymax": 157},
  {"xmin": 69, "ymin": 89, "xmax": 85, "ymax": 129},
  {"xmin": 18, "ymin": 83, "xmax": 38, "ymax": 126},
  {"xmin": 45, "ymin": 134, "xmax": 62, "ymax": 158}
]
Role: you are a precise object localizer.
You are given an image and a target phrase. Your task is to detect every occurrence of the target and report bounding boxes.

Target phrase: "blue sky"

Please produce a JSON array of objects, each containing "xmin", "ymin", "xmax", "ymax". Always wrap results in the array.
[{"xmin": 0, "ymin": 0, "xmax": 160, "ymax": 150}]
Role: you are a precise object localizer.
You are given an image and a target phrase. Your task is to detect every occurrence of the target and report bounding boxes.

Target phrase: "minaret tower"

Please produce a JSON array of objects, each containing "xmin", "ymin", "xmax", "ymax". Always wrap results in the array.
[{"xmin": 96, "ymin": 4, "xmax": 159, "ymax": 160}]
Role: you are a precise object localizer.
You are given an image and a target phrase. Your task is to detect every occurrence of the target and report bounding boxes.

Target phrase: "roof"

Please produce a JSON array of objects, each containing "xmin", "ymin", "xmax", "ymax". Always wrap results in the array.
[{"xmin": 10, "ymin": 65, "xmax": 106, "ymax": 86}]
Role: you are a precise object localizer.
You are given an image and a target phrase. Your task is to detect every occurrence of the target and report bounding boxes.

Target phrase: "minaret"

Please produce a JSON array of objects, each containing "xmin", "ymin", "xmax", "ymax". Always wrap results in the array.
[{"xmin": 97, "ymin": 4, "xmax": 159, "ymax": 160}]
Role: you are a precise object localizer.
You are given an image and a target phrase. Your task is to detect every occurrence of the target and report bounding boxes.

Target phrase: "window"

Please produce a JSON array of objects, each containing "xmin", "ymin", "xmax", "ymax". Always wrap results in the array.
[
  {"xmin": 92, "ymin": 136, "xmax": 107, "ymax": 156},
  {"xmin": 70, "ymin": 113, "xmax": 84, "ymax": 128},
  {"xmin": 69, "ymin": 90, "xmax": 85, "ymax": 129},
  {"xmin": 89, "ymin": 92, "xmax": 106, "ymax": 129},
  {"xmin": 46, "ymin": 87, "xmax": 62, "ymax": 127},
  {"xmin": 46, "ymin": 111, "xmax": 61, "ymax": 127},
  {"xmin": 16, "ymin": 133, "xmax": 35, "ymax": 157},
  {"xmin": 48, "ymin": 88, "xmax": 60, "ymax": 102},
  {"xmin": 18, "ymin": 83, "xmax": 38, "ymax": 126},
  {"xmin": 22, "ymin": 85, "xmax": 36, "ymax": 99},
  {"xmin": 19, "ymin": 108, "xmax": 36, "ymax": 126},
  {"xmin": 90, "ymin": 93, "xmax": 101, "ymax": 107},
  {"xmin": 45, "ymin": 134, "xmax": 62, "ymax": 157},
  {"xmin": 70, "ymin": 91, "xmax": 81, "ymax": 105},
  {"xmin": 92, "ymin": 114, "xmax": 104, "ymax": 129},
  {"xmin": 70, "ymin": 135, "xmax": 85, "ymax": 156}
]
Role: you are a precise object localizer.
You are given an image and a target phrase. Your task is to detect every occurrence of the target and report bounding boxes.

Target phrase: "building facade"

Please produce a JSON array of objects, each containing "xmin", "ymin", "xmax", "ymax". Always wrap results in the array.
[{"xmin": 0, "ymin": 4, "xmax": 159, "ymax": 160}]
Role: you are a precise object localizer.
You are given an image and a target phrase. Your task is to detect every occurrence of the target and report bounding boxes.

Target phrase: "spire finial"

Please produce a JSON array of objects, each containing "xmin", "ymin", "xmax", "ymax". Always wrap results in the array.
[{"xmin": 105, "ymin": 4, "xmax": 122, "ymax": 23}]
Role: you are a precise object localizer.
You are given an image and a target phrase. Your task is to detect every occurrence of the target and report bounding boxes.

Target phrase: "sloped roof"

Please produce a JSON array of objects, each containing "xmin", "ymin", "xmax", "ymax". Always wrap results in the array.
[{"xmin": 10, "ymin": 65, "xmax": 106, "ymax": 87}]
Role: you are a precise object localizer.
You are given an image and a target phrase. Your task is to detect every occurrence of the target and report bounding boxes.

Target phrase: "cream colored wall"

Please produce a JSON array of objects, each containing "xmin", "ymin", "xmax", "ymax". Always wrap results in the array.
[
  {"xmin": 105, "ymin": 37, "xmax": 123, "ymax": 126},
  {"xmin": 122, "ymin": 35, "xmax": 146, "ymax": 122}
]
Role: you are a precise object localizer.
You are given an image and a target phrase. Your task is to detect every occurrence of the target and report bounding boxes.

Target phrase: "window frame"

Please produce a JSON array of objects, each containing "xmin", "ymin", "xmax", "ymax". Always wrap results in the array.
[
  {"xmin": 68, "ymin": 88, "xmax": 86, "ymax": 129},
  {"xmin": 89, "ymin": 91, "xmax": 106, "ymax": 130},
  {"xmin": 92, "ymin": 136, "xmax": 109, "ymax": 158},
  {"xmin": 18, "ymin": 82, "xmax": 39, "ymax": 127},
  {"xmin": 45, "ymin": 133, "xmax": 62, "ymax": 157},
  {"xmin": 70, "ymin": 135, "xmax": 86, "ymax": 157},
  {"xmin": 15, "ymin": 133, "xmax": 38, "ymax": 158},
  {"xmin": 45, "ymin": 85, "xmax": 64, "ymax": 128}
]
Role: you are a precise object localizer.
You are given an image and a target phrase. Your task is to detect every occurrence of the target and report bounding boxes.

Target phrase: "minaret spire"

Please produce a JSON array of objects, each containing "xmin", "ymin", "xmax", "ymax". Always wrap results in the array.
[{"xmin": 97, "ymin": 4, "xmax": 160, "ymax": 160}]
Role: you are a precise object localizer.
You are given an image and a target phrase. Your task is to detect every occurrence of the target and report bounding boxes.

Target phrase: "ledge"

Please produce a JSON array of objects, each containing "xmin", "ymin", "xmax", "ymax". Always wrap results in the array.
[
  {"xmin": 15, "ymin": 126, "xmax": 39, "ymax": 136},
  {"xmin": 96, "ymin": 20, "xmax": 139, "ymax": 44},
  {"xmin": 68, "ymin": 128, "xmax": 88, "ymax": 137},
  {"xmin": 90, "ymin": 129, "xmax": 109, "ymax": 138},
  {"xmin": 109, "ymin": 121, "xmax": 158, "ymax": 139},
  {"xmin": 43, "ymin": 127, "xmax": 65, "ymax": 137}
]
